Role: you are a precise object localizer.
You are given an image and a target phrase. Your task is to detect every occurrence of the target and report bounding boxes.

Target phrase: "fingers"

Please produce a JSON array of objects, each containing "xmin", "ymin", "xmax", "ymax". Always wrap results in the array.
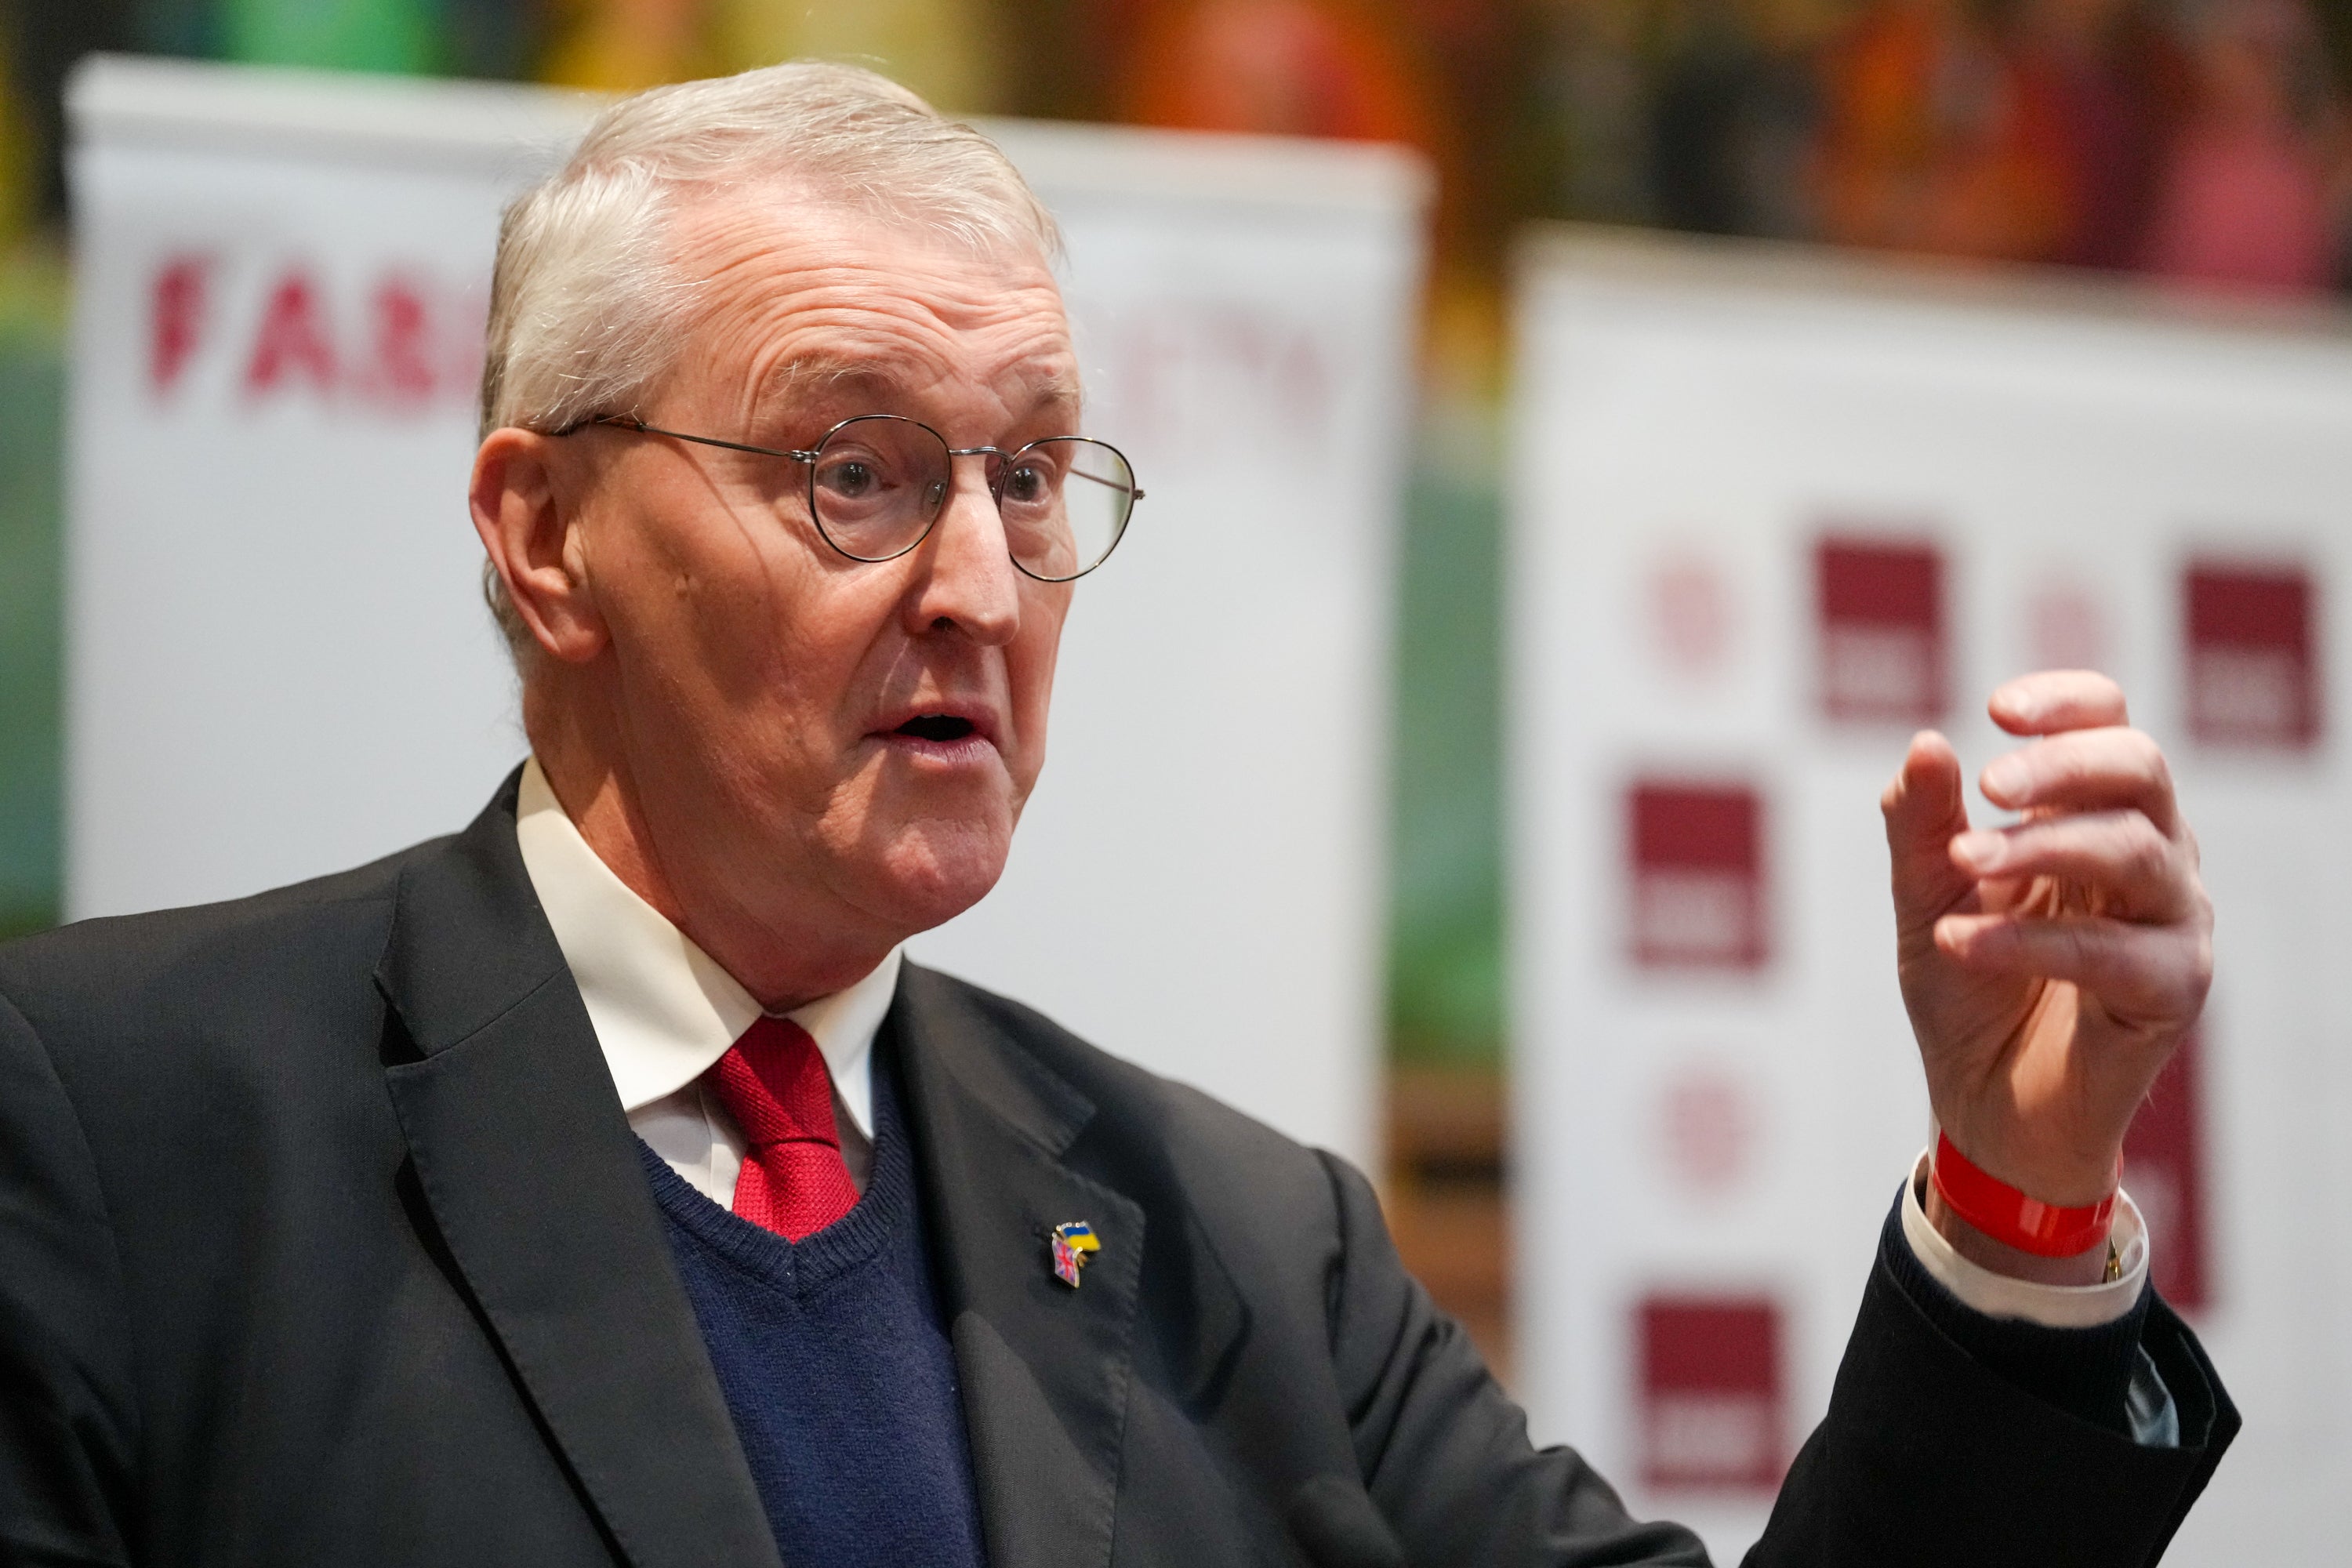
[
  {"xmin": 1979, "ymin": 725, "xmax": 2180, "ymax": 834},
  {"xmin": 1989, "ymin": 670, "xmax": 2128, "ymax": 737},
  {"xmin": 1950, "ymin": 809, "xmax": 2194, "ymax": 921},
  {"xmin": 1933, "ymin": 909, "xmax": 2212, "ymax": 1022},
  {"xmin": 1883, "ymin": 731, "xmax": 1976, "ymax": 922},
  {"xmin": 1882, "ymin": 731, "xmax": 1966, "ymax": 842}
]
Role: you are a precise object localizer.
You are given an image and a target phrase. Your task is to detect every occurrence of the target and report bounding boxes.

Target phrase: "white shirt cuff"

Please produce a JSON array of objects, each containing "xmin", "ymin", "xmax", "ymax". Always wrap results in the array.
[{"xmin": 1899, "ymin": 1149, "xmax": 2150, "ymax": 1328}]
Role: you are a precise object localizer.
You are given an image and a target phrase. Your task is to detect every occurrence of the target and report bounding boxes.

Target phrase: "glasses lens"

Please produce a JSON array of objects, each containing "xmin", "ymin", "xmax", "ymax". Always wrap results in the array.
[
  {"xmin": 809, "ymin": 416, "xmax": 950, "ymax": 561},
  {"xmin": 997, "ymin": 438, "xmax": 1137, "ymax": 583}
]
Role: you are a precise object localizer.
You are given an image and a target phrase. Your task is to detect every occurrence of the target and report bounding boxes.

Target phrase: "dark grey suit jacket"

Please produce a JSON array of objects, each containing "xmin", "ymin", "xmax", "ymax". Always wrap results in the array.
[{"xmin": 0, "ymin": 778, "xmax": 2235, "ymax": 1567}]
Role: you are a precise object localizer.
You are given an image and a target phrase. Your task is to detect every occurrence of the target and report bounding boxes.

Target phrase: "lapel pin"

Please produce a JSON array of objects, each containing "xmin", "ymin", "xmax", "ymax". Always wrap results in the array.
[{"xmin": 1048, "ymin": 1221, "xmax": 1101, "ymax": 1288}]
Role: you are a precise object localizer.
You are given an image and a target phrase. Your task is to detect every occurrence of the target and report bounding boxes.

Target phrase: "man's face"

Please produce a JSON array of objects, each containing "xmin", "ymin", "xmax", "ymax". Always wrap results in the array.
[{"xmin": 546, "ymin": 192, "xmax": 1080, "ymax": 965}]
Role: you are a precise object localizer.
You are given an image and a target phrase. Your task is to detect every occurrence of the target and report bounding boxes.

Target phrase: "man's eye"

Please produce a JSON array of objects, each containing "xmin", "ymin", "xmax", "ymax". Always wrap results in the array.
[
  {"xmin": 1003, "ymin": 463, "xmax": 1051, "ymax": 503},
  {"xmin": 822, "ymin": 460, "xmax": 878, "ymax": 498}
]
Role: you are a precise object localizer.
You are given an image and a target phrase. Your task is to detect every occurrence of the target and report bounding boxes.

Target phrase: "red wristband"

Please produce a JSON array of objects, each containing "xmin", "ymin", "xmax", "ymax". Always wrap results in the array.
[{"xmin": 1930, "ymin": 1131, "xmax": 2119, "ymax": 1258}]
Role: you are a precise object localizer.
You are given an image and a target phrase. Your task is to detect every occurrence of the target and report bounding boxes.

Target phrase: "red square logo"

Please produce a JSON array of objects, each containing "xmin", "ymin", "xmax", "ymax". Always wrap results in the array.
[
  {"xmin": 1817, "ymin": 538, "xmax": 1947, "ymax": 724},
  {"xmin": 1638, "ymin": 1295, "xmax": 1785, "ymax": 1493},
  {"xmin": 1628, "ymin": 782, "xmax": 1766, "ymax": 971},
  {"xmin": 2185, "ymin": 563, "xmax": 2319, "ymax": 749},
  {"xmin": 2124, "ymin": 1030, "xmax": 2210, "ymax": 1312}
]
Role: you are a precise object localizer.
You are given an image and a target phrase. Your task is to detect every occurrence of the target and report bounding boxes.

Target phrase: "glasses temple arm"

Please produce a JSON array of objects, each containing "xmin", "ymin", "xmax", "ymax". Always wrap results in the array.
[{"xmin": 557, "ymin": 415, "xmax": 817, "ymax": 463}]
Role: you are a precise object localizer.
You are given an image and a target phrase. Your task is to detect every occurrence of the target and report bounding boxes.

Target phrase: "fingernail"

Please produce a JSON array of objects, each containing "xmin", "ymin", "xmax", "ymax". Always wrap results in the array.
[
  {"xmin": 1983, "ymin": 757, "xmax": 2027, "ymax": 800},
  {"xmin": 1953, "ymin": 830, "xmax": 2002, "ymax": 868}
]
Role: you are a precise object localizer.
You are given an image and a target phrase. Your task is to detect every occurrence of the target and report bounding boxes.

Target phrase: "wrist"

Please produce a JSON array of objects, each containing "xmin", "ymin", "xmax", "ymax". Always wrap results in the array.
[
  {"xmin": 1928, "ymin": 1123, "xmax": 2122, "ymax": 1210},
  {"xmin": 1922, "ymin": 1174, "xmax": 2116, "ymax": 1286},
  {"xmin": 1929, "ymin": 1130, "xmax": 2120, "ymax": 1262}
]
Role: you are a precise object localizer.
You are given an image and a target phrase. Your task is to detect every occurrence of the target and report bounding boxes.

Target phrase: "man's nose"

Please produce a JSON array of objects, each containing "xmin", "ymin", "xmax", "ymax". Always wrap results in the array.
[{"xmin": 903, "ymin": 456, "xmax": 1021, "ymax": 645}]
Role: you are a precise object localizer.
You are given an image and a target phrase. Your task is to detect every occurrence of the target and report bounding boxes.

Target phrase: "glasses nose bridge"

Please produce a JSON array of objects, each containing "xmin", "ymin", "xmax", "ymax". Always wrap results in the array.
[{"xmin": 942, "ymin": 444, "xmax": 1011, "ymax": 502}]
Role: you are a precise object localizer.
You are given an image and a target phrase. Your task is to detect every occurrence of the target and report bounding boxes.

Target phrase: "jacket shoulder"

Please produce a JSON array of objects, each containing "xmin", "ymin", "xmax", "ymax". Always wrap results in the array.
[{"xmin": 0, "ymin": 836, "xmax": 451, "ymax": 1047}]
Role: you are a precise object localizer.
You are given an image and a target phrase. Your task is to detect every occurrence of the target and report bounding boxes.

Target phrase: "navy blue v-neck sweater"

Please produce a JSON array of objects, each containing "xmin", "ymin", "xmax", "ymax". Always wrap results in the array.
[{"xmin": 636, "ymin": 1060, "xmax": 987, "ymax": 1568}]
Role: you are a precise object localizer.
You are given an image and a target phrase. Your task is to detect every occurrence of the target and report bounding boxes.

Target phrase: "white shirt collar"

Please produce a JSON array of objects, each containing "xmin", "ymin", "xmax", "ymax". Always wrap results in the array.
[{"xmin": 512, "ymin": 757, "xmax": 898, "ymax": 1138}]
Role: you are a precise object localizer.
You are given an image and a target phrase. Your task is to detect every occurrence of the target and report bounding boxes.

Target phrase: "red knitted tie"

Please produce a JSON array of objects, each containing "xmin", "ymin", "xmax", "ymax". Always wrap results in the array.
[{"xmin": 707, "ymin": 1016, "xmax": 859, "ymax": 1242}]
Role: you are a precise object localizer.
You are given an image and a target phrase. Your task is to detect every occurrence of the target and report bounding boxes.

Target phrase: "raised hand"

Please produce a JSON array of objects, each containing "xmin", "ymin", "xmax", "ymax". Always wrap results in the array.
[{"xmin": 1882, "ymin": 671, "xmax": 2212, "ymax": 1267}]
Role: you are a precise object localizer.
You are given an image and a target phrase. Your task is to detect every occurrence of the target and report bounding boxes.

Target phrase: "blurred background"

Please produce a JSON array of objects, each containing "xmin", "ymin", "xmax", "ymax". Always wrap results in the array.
[{"xmin": 9, "ymin": 0, "xmax": 2352, "ymax": 1401}]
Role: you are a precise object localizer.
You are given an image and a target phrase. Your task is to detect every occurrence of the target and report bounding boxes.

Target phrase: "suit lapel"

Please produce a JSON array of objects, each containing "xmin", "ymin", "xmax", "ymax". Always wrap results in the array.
[
  {"xmin": 891, "ymin": 967, "xmax": 1145, "ymax": 1568},
  {"xmin": 374, "ymin": 779, "xmax": 782, "ymax": 1568}
]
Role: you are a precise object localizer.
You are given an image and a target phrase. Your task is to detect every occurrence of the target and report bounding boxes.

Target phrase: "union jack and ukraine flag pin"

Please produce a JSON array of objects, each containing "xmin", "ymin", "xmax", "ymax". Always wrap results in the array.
[{"xmin": 1049, "ymin": 1221, "xmax": 1101, "ymax": 1287}]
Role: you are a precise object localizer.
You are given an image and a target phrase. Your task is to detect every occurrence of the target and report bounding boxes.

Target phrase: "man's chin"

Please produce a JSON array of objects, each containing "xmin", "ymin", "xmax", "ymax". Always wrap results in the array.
[{"xmin": 854, "ymin": 827, "xmax": 1015, "ymax": 936}]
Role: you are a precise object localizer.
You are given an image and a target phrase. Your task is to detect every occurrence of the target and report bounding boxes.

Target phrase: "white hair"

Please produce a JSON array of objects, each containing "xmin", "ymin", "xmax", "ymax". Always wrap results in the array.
[{"xmin": 477, "ymin": 60, "xmax": 1062, "ymax": 658}]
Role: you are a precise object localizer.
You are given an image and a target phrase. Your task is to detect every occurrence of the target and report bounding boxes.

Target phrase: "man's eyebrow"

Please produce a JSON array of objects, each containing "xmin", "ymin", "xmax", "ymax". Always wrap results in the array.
[
  {"xmin": 764, "ymin": 355, "xmax": 905, "ymax": 405},
  {"xmin": 1028, "ymin": 376, "xmax": 1084, "ymax": 419},
  {"xmin": 761, "ymin": 354, "xmax": 1085, "ymax": 425}
]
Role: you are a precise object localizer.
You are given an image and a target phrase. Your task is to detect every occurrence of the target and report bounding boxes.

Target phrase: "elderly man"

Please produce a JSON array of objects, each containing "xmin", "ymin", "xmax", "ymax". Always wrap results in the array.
[{"xmin": 0, "ymin": 64, "xmax": 2230, "ymax": 1568}]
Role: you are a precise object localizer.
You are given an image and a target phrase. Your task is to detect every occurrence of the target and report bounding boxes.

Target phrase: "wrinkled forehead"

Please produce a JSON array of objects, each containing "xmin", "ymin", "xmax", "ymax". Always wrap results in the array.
[{"xmin": 665, "ymin": 185, "xmax": 1082, "ymax": 426}]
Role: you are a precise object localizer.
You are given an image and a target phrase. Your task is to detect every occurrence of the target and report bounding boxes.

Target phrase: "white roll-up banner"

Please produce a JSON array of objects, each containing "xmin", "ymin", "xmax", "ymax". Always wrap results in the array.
[{"xmin": 1510, "ymin": 227, "xmax": 2352, "ymax": 1562}]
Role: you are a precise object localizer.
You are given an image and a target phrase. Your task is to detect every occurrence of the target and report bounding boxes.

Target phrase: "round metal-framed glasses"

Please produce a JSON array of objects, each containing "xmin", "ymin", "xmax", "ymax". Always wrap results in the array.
[{"xmin": 561, "ymin": 412, "xmax": 1142, "ymax": 583}]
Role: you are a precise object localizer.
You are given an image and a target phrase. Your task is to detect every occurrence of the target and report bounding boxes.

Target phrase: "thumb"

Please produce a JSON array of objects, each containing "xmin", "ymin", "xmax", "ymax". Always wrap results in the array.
[{"xmin": 1882, "ymin": 731, "xmax": 1973, "ymax": 921}]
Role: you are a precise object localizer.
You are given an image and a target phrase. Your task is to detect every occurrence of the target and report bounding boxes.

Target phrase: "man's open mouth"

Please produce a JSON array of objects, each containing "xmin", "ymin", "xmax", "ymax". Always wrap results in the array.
[{"xmin": 894, "ymin": 714, "xmax": 978, "ymax": 742}]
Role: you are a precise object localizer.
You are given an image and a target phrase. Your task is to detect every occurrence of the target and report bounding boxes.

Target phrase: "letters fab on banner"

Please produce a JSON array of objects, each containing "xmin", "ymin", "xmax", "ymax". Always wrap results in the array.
[
  {"xmin": 66, "ymin": 56, "xmax": 1427, "ymax": 1168},
  {"xmin": 1509, "ymin": 228, "xmax": 2352, "ymax": 1563}
]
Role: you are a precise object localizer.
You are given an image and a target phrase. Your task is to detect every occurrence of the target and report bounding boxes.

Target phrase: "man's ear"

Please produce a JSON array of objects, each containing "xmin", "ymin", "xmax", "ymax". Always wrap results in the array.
[{"xmin": 470, "ymin": 428, "xmax": 608, "ymax": 665}]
